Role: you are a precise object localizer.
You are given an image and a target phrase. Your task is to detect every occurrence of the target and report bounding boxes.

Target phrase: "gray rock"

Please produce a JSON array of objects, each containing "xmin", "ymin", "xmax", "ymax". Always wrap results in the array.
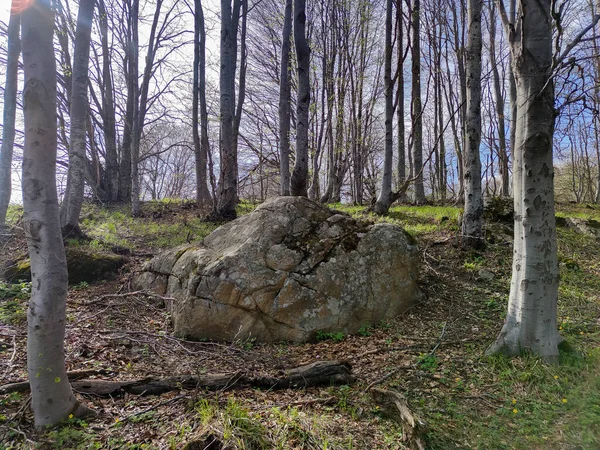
[
  {"xmin": 478, "ymin": 269, "xmax": 495, "ymax": 281},
  {"xmin": 133, "ymin": 197, "xmax": 422, "ymax": 343}
]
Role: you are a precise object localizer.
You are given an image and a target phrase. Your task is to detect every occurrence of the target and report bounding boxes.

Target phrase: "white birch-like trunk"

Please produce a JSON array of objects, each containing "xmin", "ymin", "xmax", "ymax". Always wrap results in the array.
[
  {"xmin": 21, "ymin": 0, "xmax": 91, "ymax": 427},
  {"xmin": 60, "ymin": 0, "xmax": 94, "ymax": 233},
  {"xmin": 462, "ymin": 0, "xmax": 484, "ymax": 249},
  {"xmin": 488, "ymin": 0, "xmax": 559, "ymax": 361}
]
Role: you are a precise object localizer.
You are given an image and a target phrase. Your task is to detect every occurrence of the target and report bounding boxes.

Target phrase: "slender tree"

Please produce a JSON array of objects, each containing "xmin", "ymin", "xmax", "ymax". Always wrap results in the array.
[
  {"xmin": 411, "ymin": 0, "xmax": 426, "ymax": 204},
  {"xmin": 488, "ymin": 2, "xmax": 510, "ymax": 197},
  {"xmin": 461, "ymin": 0, "xmax": 484, "ymax": 249},
  {"xmin": 0, "ymin": 8, "xmax": 20, "ymax": 227},
  {"xmin": 20, "ymin": 0, "xmax": 92, "ymax": 427},
  {"xmin": 373, "ymin": 0, "xmax": 395, "ymax": 214},
  {"xmin": 214, "ymin": 0, "xmax": 242, "ymax": 219},
  {"xmin": 192, "ymin": 0, "xmax": 212, "ymax": 207},
  {"xmin": 278, "ymin": 0, "xmax": 293, "ymax": 196},
  {"xmin": 60, "ymin": 0, "xmax": 95, "ymax": 234},
  {"xmin": 290, "ymin": 0, "xmax": 310, "ymax": 196}
]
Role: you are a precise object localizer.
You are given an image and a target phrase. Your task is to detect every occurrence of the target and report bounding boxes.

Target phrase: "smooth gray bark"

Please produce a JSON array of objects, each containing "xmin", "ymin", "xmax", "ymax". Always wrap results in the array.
[
  {"xmin": 215, "ymin": 0, "xmax": 241, "ymax": 220},
  {"xmin": 193, "ymin": 0, "xmax": 212, "ymax": 208},
  {"xmin": 21, "ymin": 0, "xmax": 91, "ymax": 427},
  {"xmin": 462, "ymin": 0, "xmax": 484, "ymax": 249},
  {"xmin": 411, "ymin": 0, "xmax": 426, "ymax": 204},
  {"xmin": 488, "ymin": 3, "xmax": 510, "ymax": 197},
  {"xmin": 396, "ymin": 4, "xmax": 406, "ymax": 194},
  {"xmin": 488, "ymin": 0, "xmax": 558, "ymax": 360},
  {"xmin": 290, "ymin": 0, "xmax": 310, "ymax": 197},
  {"xmin": 373, "ymin": 0, "xmax": 394, "ymax": 214},
  {"xmin": 0, "ymin": 11, "xmax": 20, "ymax": 227},
  {"xmin": 279, "ymin": 0, "xmax": 293, "ymax": 196},
  {"xmin": 60, "ymin": 0, "xmax": 95, "ymax": 233}
]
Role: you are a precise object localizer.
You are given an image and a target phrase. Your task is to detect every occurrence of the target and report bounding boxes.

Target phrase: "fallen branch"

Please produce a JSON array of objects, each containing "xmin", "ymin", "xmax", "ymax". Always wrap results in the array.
[
  {"xmin": 0, "ymin": 361, "xmax": 354, "ymax": 397},
  {"xmin": 0, "ymin": 369, "xmax": 115, "ymax": 395},
  {"xmin": 370, "ymin": 388, "xmax": 427, "ymax": 450}
]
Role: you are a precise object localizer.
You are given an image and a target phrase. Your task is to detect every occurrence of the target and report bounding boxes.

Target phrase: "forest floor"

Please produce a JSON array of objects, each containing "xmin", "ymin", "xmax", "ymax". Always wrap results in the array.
[{"xmin": 0, "ymin": 200, "xmax": 599, "ymax": 449}]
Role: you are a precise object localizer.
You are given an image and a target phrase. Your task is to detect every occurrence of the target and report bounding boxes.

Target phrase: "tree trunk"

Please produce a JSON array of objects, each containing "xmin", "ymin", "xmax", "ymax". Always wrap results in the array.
[
  {"xmin": 193, "ymin": 0, "xmax": 213, "ymax": 208},
  {"xmin": 410, "ymin": 0, "xmax": 425, "ymax": 204},
  {"xmin": 373, "ymin": 0, "xmax": 394, "ymax": 215},
  {"xmin": 396, "ymin": 3, "xmax": 406, "ymax": 196},
  {"xmin": 60, "ymin": 0, "xmax": 95, "ymax": 234},
  {"xmin": 487, "ymin": 0, "xmax": 558, "ymax": 361},
  {"xmin": 489, "ymin": 3, "xmax": 510, "ymax": 197},
  {"xmin": 279, "ymin": 0, "xmax": 293, "ymax": 196},
  {"xmin": 215, "ymin": 0, "xmax": 242, "ymax": 220},
  {"xmin": 461, "ymin": 0, "xmax": 484, "ymax": 249},
  {"xmin": 99, "ymin": 0, "xmax": 119, "ymax": 203},
  {"xmin": 290, "ymin": 0, "xmax": 310, "ymax": 197},
  {"xmin": 21, "ymin": 0, "xmax": 91, "ymax": 427},
  {"xmin": 0, "ymin": 10, "xmax": 20, "ymax": 227}
]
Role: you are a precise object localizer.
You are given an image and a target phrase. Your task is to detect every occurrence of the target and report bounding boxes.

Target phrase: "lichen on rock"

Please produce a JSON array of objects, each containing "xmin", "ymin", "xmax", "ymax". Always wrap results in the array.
[{"xmin": 134, "ymin": 197, "xmax": 422, "ymax": 343}]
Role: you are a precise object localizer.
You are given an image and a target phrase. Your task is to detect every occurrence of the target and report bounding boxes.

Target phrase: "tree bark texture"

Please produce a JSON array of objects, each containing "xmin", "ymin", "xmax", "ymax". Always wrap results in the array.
[
  {"xmin": 0, "ymin": 9, "xmax": 20, "ymax": 227},
  {"xmin": 488, "ymin": 3, "xmax": 510, "ymax": 197},
  {"xmin": 462, "ymin": 0, "xmax": 484, "ymax": 249},
  {"xmin": 99, "ymin": 0, "xmax": 119, "ymax": 203},
  {"xmin": 290, "ymin": 0, "xmax": 310, "ymax": 197},
  {"xmin": 374, "ymin": 0, "xmax": 394, "ymax": 215},
  {"xmin": 216, "ymin": 0, "xmax": 241, "ymax": 220},
  {"xmin": 193, "ymin": 0, "xmax": 213, "ymax": 208},
  {"xmin": 488, "ymin": 0, "xmax": 559, "ymax": 361},
  {"xmin": 411, "ymin": 0, "xmax": 426, "ymax": 204},
  {"xmin": 279, "ymin": 0, "xmax": 293, "ymax": 196},
  {"xmin": 60, "ymin": 0, "xmax": 95, "ymax": 233},
  {"xmin": 1, "ymin": 361, "xmax": 354, "ymax": 397},
  {"xmin": 21, "ymin": 0, "xmax": 88, "ymax": 427}
]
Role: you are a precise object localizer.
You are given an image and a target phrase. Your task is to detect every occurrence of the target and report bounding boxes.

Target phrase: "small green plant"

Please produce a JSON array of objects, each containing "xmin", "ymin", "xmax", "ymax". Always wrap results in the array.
[
  {"xmin": 417, "ymin": 353, "xmax": 438, "ymax": 372},
  {"xmin": 316, "ymin": 330, "xmax": 345, "ymax": 342},
  {"xmin": 357, "ymin": 325, "xmax": 372, "ymax": 337},
  {"xmin": 0, "ymin": 299, "xmax": 27, "ymax": 325},
  {"xmin": 0, "ymin": 281, "xmax": 31, "ymax": 300}
]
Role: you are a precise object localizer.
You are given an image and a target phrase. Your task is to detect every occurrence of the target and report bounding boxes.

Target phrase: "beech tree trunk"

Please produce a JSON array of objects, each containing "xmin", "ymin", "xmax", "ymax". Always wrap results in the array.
[
  {"xmin": 193, "ymin": 0, "xmax": 212, "ymax": 208},
  {"xmin": 290, "ymin": 0, "xmax": 310, "ymax": 197},
  {"xmin": 489, "ymin": 3, "xmax": 510, "ymax": 197},
  {"xmin": 279, "ymin": 0, "xmax": 293, "ymax": 196},
  {"xmin": 411, "ymin": 0, "xmax": 426, "ymax": 205},
  {"xmin": 461, "ymin": 0, "xmax": 484, "ymax": 249},
  {"xmin": 488, "ymin": 0, "xmax": 558, "ymax": 361},
  {"xmin": 0, "ymin": 9, "xmax": 20, "ymax": 227},
  {"xmin": 215, "ymin": 0, "xmax": 242, "ymax": 220},
  {"xmin": 21, "ymin": 0, "xmax": 90, "ymax": 427},
  {"xmin": 373, "ymin": 0, "xmax": 394, "ymax": 215},
  {"xmin": 396, "ymin": 4, "xmax": 406, "ymax": 195},
  {"xmin": 60, "ymin": 0, "xmax": 95, "ymax": 234},
  {"xmin": 99, "ymin": 0, "xmax": 119, "ymax": 203}
]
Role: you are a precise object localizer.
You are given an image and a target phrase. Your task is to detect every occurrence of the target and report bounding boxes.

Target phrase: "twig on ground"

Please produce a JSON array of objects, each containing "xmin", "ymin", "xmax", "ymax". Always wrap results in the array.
[
  {"xmin": 429, "ymin": 322, "xmax": 448, "ymax": 356},
  {"xmin": 2, "ymin": 335, "xmax": 17, "ymax": 380},
  {"xmin": 364, "ymin": 365, "xmax": 413, "ymax": 392}
]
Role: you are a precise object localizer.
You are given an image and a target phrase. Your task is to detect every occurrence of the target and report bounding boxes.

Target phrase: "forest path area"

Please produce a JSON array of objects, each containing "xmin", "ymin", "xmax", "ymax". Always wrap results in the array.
[{"xmin": 1, "ymin": 200, "xmax": 599, "ymax": 449}]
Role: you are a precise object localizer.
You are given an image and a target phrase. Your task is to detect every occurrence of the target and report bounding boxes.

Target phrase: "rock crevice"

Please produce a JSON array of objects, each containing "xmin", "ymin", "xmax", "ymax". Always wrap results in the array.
[{"xmin": 134, "ymin": 197, "xmax": 422, "ymax": 342}]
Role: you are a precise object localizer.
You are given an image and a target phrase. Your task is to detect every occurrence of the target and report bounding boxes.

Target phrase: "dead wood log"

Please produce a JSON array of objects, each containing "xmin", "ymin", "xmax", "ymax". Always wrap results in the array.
[
  {"xmin": 370, "ymin": 388, "xmax": 427, "ymax": 450},
  {"xmin": 0, "ymin": 369, "xmax": 114, "ymax": 395},
  {"xmin": 0, "ymin": 361, "xmax": 354, "ymax": 397}
]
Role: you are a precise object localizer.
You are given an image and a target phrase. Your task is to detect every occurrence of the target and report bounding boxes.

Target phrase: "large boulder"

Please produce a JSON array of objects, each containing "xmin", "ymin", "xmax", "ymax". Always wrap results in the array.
[
  {"xmin": 134, "ymin": 197, "xmax": 422, "ymax": 343},
  {"xmin": 3, "ymin": 247, "xmax": 126, "ymax": 284}
]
